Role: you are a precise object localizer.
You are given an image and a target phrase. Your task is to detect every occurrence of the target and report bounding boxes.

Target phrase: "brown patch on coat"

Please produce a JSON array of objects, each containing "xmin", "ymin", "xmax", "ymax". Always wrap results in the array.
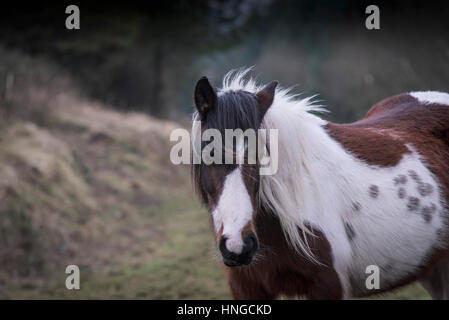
[
  {"xmin": 363, "ymin": 94, "xmax": 418, "ymax": 120},
  {"xmin": 226, "ymin": 208, "xmax": 343, "ymax": 299},
  {"xmin": 216, "ymin": 224, "xmax": 224, "ymax": 243},
  {"xmin": 325, "ymin": 122, "xmax": 410, "ymax": 167},
  {"xmin": 324, "ymin": 93, "xmax": 449, "ymax": 170},
  {"xmin": 241, "ymin": 221, "xmax": 255, "ymax": 240}
]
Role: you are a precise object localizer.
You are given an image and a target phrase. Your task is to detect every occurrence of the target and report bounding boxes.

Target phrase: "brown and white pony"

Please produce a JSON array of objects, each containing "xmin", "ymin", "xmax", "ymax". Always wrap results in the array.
[{"xmin": 191, "ymin": 69, "xmax": 449, "ymax": 299}]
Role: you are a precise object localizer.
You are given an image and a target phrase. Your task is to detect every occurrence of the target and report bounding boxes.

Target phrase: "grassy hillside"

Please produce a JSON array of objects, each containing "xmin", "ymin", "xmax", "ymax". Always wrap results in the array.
[
  {"xmin": 0, "ymin": 91, "xmax": 429, "ymax": 299},
  {"xmin": 0, "ymin": 91, "xmax": 229, "ymax": 299}
]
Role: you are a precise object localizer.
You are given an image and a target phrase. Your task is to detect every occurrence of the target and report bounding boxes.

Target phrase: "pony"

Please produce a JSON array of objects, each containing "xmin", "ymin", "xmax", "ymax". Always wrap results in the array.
[{"xmin": 191, "ymin": 69, "xmax": 449, "ymax": 299}]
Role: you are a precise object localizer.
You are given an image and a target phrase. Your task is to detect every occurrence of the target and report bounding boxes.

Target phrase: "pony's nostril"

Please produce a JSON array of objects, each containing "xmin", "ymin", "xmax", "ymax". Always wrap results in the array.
[
  {"xmin": 244, "ymin": 232, "xmax": 259, "ymax": 252},
  {"xmin": 219, "ymin": 235, "xmax": 243, "ymax": 255},
  {"xmin": 219, "ymin": 235, "xmax": 229, "ymax": 254}
]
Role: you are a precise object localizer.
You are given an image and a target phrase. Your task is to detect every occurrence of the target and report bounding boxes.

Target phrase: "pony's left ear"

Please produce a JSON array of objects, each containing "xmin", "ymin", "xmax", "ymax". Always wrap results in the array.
[
  {"xmin": 256, "ymin": 80, "xmax": 278, "ymax": 115},
  {"xmin": 194, "ymin": 76, "xmax": 217, "ymax": 115}
]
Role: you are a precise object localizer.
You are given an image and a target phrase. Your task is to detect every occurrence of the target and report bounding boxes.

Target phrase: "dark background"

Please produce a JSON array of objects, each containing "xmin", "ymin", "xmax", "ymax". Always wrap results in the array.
[{"xmin": 1, "ymin": 0, "xmax": 448, "ymax": 121}]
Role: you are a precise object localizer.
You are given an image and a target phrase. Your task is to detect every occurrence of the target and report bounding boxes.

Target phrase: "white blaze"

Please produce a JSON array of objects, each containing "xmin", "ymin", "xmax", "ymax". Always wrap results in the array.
[{"xmin": 212, "ymin": 167, "xmax": 253, "ymax": 254}]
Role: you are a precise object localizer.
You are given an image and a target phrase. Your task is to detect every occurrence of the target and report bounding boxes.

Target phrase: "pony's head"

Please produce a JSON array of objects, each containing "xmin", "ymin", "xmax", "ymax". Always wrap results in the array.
[{"xmin": 191, "ymin": 75, "xmax": 277, "ymax": 267}]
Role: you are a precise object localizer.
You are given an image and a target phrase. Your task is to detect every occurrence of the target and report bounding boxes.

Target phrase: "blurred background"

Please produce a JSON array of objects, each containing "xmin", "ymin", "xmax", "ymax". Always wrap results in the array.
[{"xmin": 0, "ymin": 0, "xmax": 448, "ymax": 299}]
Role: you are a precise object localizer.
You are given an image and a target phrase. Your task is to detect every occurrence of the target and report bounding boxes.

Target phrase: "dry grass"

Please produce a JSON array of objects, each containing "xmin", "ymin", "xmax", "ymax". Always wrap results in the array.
[{"xmin": 0, "ymin": 88, "xmax": 229, "ymax": 298}]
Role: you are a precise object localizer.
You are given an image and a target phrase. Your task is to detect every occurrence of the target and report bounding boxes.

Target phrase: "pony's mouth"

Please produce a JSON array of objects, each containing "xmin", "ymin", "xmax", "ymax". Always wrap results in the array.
[
  {"xmin": 219, "ymin": 233, "xmax": 259, "ymax": 267},
  {"xmin": 223, "ymin": 256, "xmax": 253, "ymax": 267}
]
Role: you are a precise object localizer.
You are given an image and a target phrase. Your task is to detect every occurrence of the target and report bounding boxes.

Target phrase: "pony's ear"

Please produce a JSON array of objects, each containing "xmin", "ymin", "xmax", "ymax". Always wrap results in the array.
[
  {"xmin": 194, "ymin": 76, "xmax": 217, "ymax": 114},
  {"xmin": 256, "ymin": 80, "xmax": 278, "ymax": 115}
]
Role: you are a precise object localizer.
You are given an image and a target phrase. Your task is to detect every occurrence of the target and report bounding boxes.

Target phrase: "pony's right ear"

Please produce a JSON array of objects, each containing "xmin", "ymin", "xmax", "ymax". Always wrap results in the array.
[{"xmin": 194, "ymin": 76, "xmax": 217, "ymax": 114}]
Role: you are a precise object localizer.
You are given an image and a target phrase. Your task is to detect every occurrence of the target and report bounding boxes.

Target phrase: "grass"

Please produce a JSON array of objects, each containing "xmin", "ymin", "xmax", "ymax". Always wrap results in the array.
[
  {"xmin": 0, "ymin": 98, "xmax": 231, "ymax": 299},
  {"xmin": 4, "ymin": 194, "xmax": 230, "ymax": 299},
  {"xmin": 375, "ymin": 284, "xmax": 429, "ymax": 300}
]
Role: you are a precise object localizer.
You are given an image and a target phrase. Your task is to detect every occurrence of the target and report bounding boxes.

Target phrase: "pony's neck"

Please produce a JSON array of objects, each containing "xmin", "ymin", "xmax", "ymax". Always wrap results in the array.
[
  {"xmin": 260, "ymin": 99, "xmax": 358, "ymax": 256},
  {"xmin": 292, "ymin": 119, "xmax": 358, "ymax": 217}
]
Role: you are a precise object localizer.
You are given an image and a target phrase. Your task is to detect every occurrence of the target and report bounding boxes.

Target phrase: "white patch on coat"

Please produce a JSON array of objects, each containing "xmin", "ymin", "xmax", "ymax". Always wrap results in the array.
[
  {"xmin": 410, "ymin": 91, "xmax": 449, "ymax": 106},
  {"xmin": 211, "ymin": 167, "xmax": 253, "ymax": 254},
  {"xmin": 339, "ymin": 149, "xmax": 446, "ymax": 296}
]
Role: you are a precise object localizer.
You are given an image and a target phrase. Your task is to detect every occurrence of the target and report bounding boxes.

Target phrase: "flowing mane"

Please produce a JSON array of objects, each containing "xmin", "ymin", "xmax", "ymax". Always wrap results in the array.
[{"xmin": 220, "ymin": 68, "xmax": 329, "ymax": 260}]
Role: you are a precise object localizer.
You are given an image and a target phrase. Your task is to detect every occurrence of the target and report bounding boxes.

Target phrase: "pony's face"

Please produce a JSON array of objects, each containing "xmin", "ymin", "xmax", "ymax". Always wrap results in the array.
[
  {"xmin": 200, "ymin": 163, "xmax": 260, "ymax": 266},
  {"xmin": 192, "ymin": 76, "xmax": 277, "ymax": 267}
]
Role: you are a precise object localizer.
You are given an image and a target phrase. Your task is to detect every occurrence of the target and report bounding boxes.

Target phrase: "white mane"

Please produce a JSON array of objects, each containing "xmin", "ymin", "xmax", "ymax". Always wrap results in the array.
[{"xmin": 221, "ymin": 68, "xmax": 328, "ymax": 261}]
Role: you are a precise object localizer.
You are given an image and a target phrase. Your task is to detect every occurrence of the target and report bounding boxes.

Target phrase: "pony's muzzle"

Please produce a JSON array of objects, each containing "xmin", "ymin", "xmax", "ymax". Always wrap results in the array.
[{"xmin": 219, "ymin": 232, "xmax": 259, "ymax": 267}]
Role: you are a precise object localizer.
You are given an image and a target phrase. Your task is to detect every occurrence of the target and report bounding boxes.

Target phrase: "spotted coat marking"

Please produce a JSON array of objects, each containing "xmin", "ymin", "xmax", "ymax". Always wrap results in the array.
[
  {"xmin": 422, "ymin": 206, "xmax": 434, "ymax": 223},
  {"xmin": 407, "ymin": 196, "xmax": 420, "ymax": 211},
  {"xmin": 344, "ymin": 222, "xmax": 356, "ymax": 241},
  {"xmin": 352, "ymin": 202, "xmax": 361, "ymax": 212},
  {"xmin": 369, "ymin": 185, "xmax": 379, "ymax": 199},
  {"xmin": 398, "ymin": 187, "xmax": 406, "ymax": 199},
  {"xmin": 394, "ymin": 174, "xmax": 408, "ymax": 185},
  {"xmin": 418, "ymin": 183, "xmax": 434, "ymax": 196}
]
